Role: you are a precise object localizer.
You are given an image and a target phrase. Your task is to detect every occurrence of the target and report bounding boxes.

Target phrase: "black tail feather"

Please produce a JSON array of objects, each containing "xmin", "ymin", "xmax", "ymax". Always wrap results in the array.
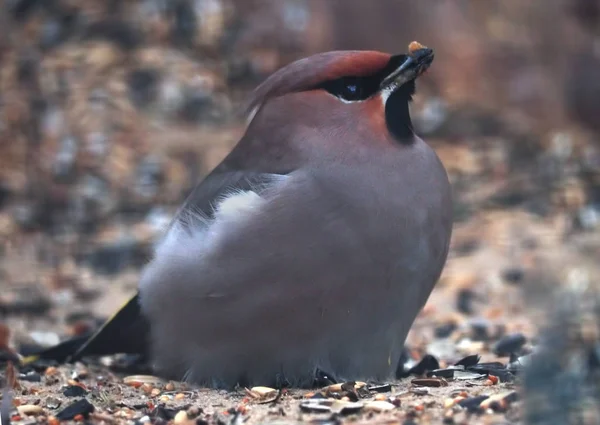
[{"xmin": 21, "ymin": 293, "xmax": 149, "ymax": 365}]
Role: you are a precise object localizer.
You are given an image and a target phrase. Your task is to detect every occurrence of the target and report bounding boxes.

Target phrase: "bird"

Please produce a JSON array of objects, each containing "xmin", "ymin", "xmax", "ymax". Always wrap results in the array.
[{"xmin": 25, "ymin": 42, "xmax": 453, "ymax": 388}]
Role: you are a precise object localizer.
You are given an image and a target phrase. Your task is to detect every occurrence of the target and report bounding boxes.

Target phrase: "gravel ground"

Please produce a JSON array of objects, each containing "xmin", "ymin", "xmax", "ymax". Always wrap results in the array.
[
  {"xmin": 1, "ymin": 2, "xmax": 600, "ymax": 424},
  {"xmin": 2, "ymin": 203, "xmax": 599, "ymax": 425}
]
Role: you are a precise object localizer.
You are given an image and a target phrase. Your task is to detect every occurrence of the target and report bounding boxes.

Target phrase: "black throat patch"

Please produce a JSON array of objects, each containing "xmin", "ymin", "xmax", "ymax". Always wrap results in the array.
[{"xmin": 385, "ymin": 79, "xmax": 416, "ymax": 143}]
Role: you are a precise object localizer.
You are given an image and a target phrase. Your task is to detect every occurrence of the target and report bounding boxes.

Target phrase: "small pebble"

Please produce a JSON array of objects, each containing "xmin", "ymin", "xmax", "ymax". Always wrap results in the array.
[
  {"xmin": 502, "ymin": 268, "xmax": 524, "ymax": 285},
  {"xmin": 457, "ymin": 289, "xmax": 477, "ymax": 315},
  {"xmin": 19, "ymin": 371, "xmax": 41, "ymax": 382},
  {"xmin": 435, "ymin": 322, "xmax": 457, "ymax": 338},
  {"xmin": 186, "ymin": 406, "xmax": 202, "ymax": 418},
  {"xmin": 45, "ymin": 366, "xmax": 58, "ymax": 376},
  {"xmin": 45, "ymin": 397, "xmax": 61, "ymax": 409},
  {"xmin": 469, "ymin": 318, "xmax": 490, "ymax": 341},
  {"xmin": 173, "ymin": 410, "xmax": 189, "ymax": 425}
]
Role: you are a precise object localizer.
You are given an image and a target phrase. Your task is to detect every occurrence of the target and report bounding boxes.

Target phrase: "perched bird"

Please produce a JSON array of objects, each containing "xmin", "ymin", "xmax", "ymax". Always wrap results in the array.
[{"xmin": 27, "ymin": 42, "xmax": 453, "ymax": 388}]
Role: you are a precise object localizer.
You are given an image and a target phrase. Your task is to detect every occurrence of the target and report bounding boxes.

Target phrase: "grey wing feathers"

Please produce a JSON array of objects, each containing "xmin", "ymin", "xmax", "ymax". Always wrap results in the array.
[{"xmin": 172, "ymin": 171, "xmax": 289, "ymax": 232}]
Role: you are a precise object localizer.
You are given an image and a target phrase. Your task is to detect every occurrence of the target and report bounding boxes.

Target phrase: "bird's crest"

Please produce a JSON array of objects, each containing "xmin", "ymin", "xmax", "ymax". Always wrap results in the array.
[{"xmin": 247, "ymin": 50, "xmax": 393, "ymax": 116}]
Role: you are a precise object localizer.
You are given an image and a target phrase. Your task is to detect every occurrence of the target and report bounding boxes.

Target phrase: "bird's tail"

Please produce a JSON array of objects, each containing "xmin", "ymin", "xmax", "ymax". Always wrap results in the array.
[{"xmin": 21, "ymin": 293, "xmax": 149, "ymax": 365}]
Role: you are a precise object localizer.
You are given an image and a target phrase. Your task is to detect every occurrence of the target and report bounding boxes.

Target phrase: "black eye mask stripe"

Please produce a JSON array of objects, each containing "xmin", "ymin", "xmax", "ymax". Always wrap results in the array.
[{"xmin": 315, "ymin": 54, "xmax": 415, "ymax": 102}]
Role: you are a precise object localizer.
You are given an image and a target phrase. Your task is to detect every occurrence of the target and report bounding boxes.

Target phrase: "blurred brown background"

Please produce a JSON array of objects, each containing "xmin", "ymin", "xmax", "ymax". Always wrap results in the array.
[{"xmin": 0, "ymin": 0, "xmax": 599, "ymax": 349}]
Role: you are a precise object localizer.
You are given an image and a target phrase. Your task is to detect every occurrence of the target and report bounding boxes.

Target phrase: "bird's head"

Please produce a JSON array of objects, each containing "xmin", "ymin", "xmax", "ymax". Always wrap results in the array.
[{"xmin": 246, "ymin": 42, "xmax": 434, "ymax": 147}]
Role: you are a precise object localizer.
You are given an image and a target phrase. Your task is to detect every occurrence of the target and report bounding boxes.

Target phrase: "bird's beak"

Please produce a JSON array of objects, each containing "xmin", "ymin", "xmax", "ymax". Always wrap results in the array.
[{"xmin": 380, "ymin": 45, "xmax": 434, "ymax": 90}]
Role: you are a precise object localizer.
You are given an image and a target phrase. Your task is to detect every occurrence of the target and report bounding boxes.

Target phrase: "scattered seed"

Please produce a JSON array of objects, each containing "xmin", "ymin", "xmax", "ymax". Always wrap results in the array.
[
  {"xmin": 408, "ymin": 41, "xmax": 427, "ymax": 54},
  {"xmin": 45, "ymin": 366, "xmax": 59, "ymax": 376},
  {"xmin": 248, "ymin": 386, "xmax": 276, "ymax": 398},
  {"xmin": 141, "ymin": 383, "xmax": 154, "ymax": 394},
  {"xmin": 363, "ymin": 400, "xmax": 395, "ymax": 412},
  {"xmin": 173, "ymin": 410, "xmax": 190, "ymax": 425},
  {"xmin": 124, "ymin": 375, "xmax": 163, "ymax": 387},
  {"xmin": 17, "ymin": 405, "xmax": 44, "ymax": 416},
  {"xmin": 367, "ymin": 383, "xmax": 392, "ymax": 393},
  {"xmin": 411, "ymin": 378, "xmax": 448, "ymax": 387},
  {"xmin": 444, "ymin": 398, "xmax": 455, "ymax": 409}
]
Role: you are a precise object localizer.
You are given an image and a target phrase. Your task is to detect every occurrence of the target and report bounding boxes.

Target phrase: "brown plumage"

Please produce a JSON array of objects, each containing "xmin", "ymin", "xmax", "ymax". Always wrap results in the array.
[{"xmin": 43, "ymin": 43, "xmax": 453, "ymax": 389}]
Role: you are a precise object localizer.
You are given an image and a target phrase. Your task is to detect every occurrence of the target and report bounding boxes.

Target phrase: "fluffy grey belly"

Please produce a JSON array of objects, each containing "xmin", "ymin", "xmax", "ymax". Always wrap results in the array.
[{"xmin": 138, "ymin": 170, "xmax": 447, "ymax": 387}]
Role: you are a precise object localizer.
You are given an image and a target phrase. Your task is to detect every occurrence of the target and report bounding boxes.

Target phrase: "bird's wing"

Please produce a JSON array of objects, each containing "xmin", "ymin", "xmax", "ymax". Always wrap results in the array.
[
  {"xmin": 22, "ymin": 170, "xmax": 289, "ymax": 364},
  {"xmin": 172, "ymin": 170, "xmax": 290, "ymax": 231}
]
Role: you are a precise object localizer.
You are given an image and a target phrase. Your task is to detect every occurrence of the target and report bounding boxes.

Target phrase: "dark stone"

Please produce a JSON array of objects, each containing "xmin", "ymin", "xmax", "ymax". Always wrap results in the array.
[
  {"xmin": 0, "ymin": 350, "xmax": 21, "ymax": 364},
  {"xmin": 56, "ymin": 399, "xmax": 95, "ymax": 420},
  {"xmin": 454, "ymin": 239, "xmax": 480, "ymax": 255},
  {"xmin": 458, "ymin": 395, "xmax": 489, "ymax": 413},
  {"xmin": 179, "ymin": 93, "xmax": 215, "ymax": 123},
  {"xmin": 85, "ymin": 20, "xmax": 141, "ymax": 50},
  {"xmin": 493, "ymin": 333, "xmax": 527, "ymax": 357},
  {"xmin": 19, "ymin": 371, "xmax": 41, "ymax": 382},
  {"xmin": 434, "ymin": 322, "xmax": 457, "ymax": 339},
  {"xmin": 171, "ymin": 0, "xmax": 197, "ymax": 47},
  {"xmin": 0, "ymin": 295, "xmax": 51, "ymax": 316},
  {"xmin": 63, "ymin": 385, "xmax": 88, "ymax": 397},
  {"xmin": 128, "ymin": 68, "xmax": 161, "ymax": 108},
  {"xmin": 469, "ymin": 318, "xmax": 490, "ymax": 341},
  {"xmin": 457, "ymin": 288, "xmax": 476, "ymax": 315},
  {"xmin": 10, "ymin": 0, "xmax": 42, "ymax": 21},
  {"xmin": 502, "ymin": 268, "xmax": 524, "ymax": 285}
]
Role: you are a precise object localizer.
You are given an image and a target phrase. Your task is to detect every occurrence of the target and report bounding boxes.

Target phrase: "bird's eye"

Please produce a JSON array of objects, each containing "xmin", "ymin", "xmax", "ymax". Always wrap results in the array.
[
  {"xmin": 345, "ymin": 84, "xmax": 359, "ymax": 96},
  {"xmin": 318, "ymin": 76, "xmax": 378, "ymax": 102},
  {"xmin": 339, "ymin": 80, "xmax": 363, "ymax": 101}
]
